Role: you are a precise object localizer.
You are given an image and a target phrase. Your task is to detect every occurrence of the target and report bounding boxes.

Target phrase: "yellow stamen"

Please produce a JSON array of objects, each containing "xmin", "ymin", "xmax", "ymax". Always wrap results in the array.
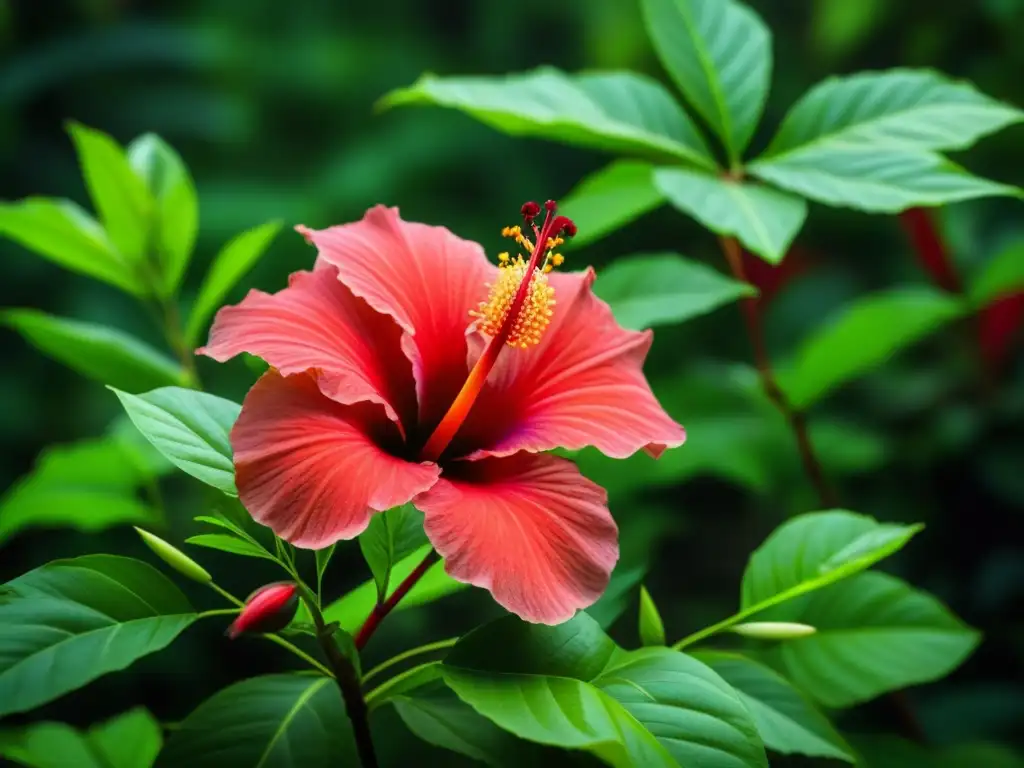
[{"xmin": 470, "ymin": 255, "xmax": 555, "ymax": 348}]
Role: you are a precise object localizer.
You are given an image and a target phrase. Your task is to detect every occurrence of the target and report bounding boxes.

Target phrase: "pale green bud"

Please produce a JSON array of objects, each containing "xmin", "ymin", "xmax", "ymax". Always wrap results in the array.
[
  {"xmin": 135, "ymin": 527, "xmax": 212, "ymax": 584},
  {"xmin": 730, "ymin": 621, "xmax": 817, "ymax": 639}
]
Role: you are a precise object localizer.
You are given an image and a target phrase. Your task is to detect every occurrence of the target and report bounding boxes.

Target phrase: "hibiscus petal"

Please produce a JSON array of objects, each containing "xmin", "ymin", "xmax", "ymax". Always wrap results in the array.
[
  {"xmin": 297, "ymin": 206, "xmax": 494, "ymax": 434},
  {"xmin": 414, "ymin": 453, "xmax": 618, "ymax": 625},
  {"xmin": 233, "ymin": 371, "xmax": 439, "ymax": 549},
  {"xmin": 455, "ymin": 268, "xmax": 686, "ymax": 460},
  {"xmin": 198, "ymin": 265, "xmax": 417, "ymax": 431}
]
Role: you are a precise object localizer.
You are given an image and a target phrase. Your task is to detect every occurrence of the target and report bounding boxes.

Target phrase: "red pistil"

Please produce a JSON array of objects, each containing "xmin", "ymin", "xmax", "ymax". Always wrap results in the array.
[{"xmin": 418, "ymin": 201, "xmax": 574, "ymax": 462}]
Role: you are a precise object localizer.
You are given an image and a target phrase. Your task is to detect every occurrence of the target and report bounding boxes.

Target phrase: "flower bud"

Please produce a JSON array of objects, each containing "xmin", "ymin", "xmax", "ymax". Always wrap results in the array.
[
  {"xmin": 731, "ymin": 621, "xmax": 817, "ymax": 639},
  {"xmin": 134, "ymin": 527, "xmax": 211, "ymax": 584},
  {"xmin": 227, "ymin": 582, "xmax": 299, "ymax": 639}
]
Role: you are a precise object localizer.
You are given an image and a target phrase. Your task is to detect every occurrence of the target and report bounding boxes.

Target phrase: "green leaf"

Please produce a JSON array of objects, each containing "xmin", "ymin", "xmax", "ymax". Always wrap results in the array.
[
  {"xmin": 638, "ymin": 585, "xmax": 666, "ymax": 646},
  {"xmin": 2, "ymin": 309, "xmax": 185, "ymax": 391},
  {"xmin": 559, "ymin": 161, "xmax": 666, "ymax": 248},
  {"xmin": 593, "ymin": 251, "xmax": 755, "ymax": 330},
  {"xmin": 750, "ymin": 147, "xmax": 1018, "ymax": 212},
  {"xmin": 588, "ymin": 563, "xmax": 647, "ymax": 630},
  {"xmin": 969, "ymin": 240, "xmax": 1024, "ymax": 308},
  {"xmin": 359, "ymin": 504, "xmax": 428, "ymax": 603},
  {"xmin": 0, "ymin": 555, "xmax": 196, "ymax": 717},
  {"xmin": 382, "ymin": 67, "xmax": 717, "ymax": 169},
  {"xmin": 776, "ymin": 286, "xmax": 966, "ymax": 408},
  {"xmin": 771, "ymin": 572, "xmax": 980, "ymax": 708},
  {"xmin": 694, "ymin": 651, "xmax": 854, "ymax": 762},
  {"xmin": 763, "ymin": 69, "xmax": 1024, "ymax": 157},
  {"xmin": 127, "ymin": 134, "xmax": 199, "ymax": 296},
  {"xmin": 158, "ymin": 674, "xmax": 355, "ymax": 767},
  {"xmin": 0, "ymin": 708, "xmax": 162, "ymax": 768},
  {"xmin": 654, "ymin": 168, "xmax": 808, "ymax": 264},
  {"xmin": 0, "ymin": 436, "xmax": 161, "ymax": 545},
  {"xmin": 67, "ymin": 122, "xmax": 153, "ymax": 263},
  {"xmin": 640, "ymin": 0, "xmax": 772, "ymax": 160},
  {"xmin": 593, "ymin": 647, "xmax": 769, "ymax": 767},
  {"xmin": 184, "ymin": 220, "xmax": 283, "ymax": 346},
  {"xmin": 315, "ymin": 544, "xmax": 336, "ymax": 591},
  {"xmin": 112, "ymin": 386, "xmax": 241, "ymax": 495},
  {"xmin": 850, "ymin": 735, "xmax": 1024, "ymax": 768},
  {"xmin": 740, "ymin": 510, "xmax": 923, "ymax": 614},
  {"xmin": 443, "ymin": 614, "xmax": 767, "ymax": 767},
  {"xmin": 320, "ymin": 545, "xmax": 466, "ymax": 631},
  {"xmin": 394, "ymin": 681, "xmax": 552, "ymax": 766},
  {"xmin": 0, "ymin": 198, "xmax": 145, "ymax": 295},
  {"xmin": 185, "ymin": 533, "xmax": 276, "ymax": 561}
]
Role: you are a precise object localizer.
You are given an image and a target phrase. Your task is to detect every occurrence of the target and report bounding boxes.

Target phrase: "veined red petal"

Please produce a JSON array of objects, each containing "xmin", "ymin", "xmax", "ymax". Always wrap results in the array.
[
  {"xmin": 297, "ymin": 206, "xmax": 495, "ymax": 435},
  {"xmin": 415, "ymin": 453, "xmax": 618, "ymax": 625},
  {"xmin": 455, "ymin": 268, "xmax": 685, "ymax": 460},
  {"xmin": 232, "ymin": 371, "xmax": 440, "ymax": 549},
  {"xmin": 198, "ymin": 265, "xmax": 417, "ymax": 431}
]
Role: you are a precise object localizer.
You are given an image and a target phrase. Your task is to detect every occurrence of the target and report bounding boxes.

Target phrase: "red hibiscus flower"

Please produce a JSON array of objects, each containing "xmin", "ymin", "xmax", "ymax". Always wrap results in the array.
[{"xmin": 199, "ymin": 202, "xmax": 685, "ymax": 624}]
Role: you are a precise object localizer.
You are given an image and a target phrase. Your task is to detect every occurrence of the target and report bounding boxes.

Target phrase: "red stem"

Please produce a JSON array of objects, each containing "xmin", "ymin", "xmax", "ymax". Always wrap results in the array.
[
  {"xmin": 719, "ymin": 237, "xmax": 838, "ymax": 507},
  {"xmin": 355, "ymin": 550, "xmax": 440, "ymax": 650}
]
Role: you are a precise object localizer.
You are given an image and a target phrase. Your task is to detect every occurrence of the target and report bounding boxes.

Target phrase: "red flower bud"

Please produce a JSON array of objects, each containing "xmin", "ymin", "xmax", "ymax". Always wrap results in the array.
[{"xmin": 227, "ymin": 582, "xmax": 299, "ymax": 639}]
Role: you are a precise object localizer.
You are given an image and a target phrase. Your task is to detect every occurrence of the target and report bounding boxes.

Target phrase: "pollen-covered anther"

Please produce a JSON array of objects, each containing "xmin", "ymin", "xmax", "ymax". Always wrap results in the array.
[{"xmin": 470, "ymin": 256, "xmax": 556, "ymax": 348}]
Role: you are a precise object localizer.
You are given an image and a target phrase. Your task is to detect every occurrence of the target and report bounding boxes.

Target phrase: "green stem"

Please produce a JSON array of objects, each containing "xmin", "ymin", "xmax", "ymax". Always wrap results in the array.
[
  {"xmin": 296, "ymin": 586, "xmax": 378, "ymax": 768},
  {"xmin": 364, "ymin": 662, "xmax": 439, "ymax": 709},
  {"xmin": 362, "ymin": 637, "xmax": 458, "ymax": 685}
]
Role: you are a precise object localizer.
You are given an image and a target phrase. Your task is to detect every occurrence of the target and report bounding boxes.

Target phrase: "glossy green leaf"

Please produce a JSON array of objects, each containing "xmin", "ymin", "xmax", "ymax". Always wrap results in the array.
[
  {"xmin": 638, "ymin": 585, "xmax": 666, "ymax": 646},
  {"xmin": 359, "ymin": 504, "xmax": 428, "ymax": 603},
  {"xmin": 0, "ymin": 436, "xmax": 161, "ymax": 545},
  {"xmin": 763, "ymin": 69, "xmax": 1023, "ymax": 157},
  {"xmin": 594, "ymin": 251, "xmax": 755, "ymax": 330},
  {"xmin": 2, "ymin": 309, "xmax": 184, "ymax": 391},
  {"xmin": 0, "ymin": 198, "xmax": 145, "ymax": 295},
  {"xmin": 773, "ymin": 572, "xmax": 980, "ymax": 708},
  {"xmin": 588, "ymin": 563, "xmax": 647, "ymax": 630},
  {"xmin": 694, "ymin": 651, "xmax": 854, "ymax": 762},
  {"xmin": 0, "ymin": 708, "xmax": 162, "ymax": 768},
  {"xmin": 68, "ymin": 122, "xmax": 153, "ymax": 263},
  {"xmin": 320, "ymin": 545, "xmax": 466, "ymax": 630},
  {"xmin": 184, "ymin": 220, "xmax": 283, "ymax": 346},
  {"xmin": 559, "ymin": 161, "xmax": 665, "ymax": 248},
  {"xmin": 158, "ymin": 674, "xmax": 355, "ymax": 767},
  {"xmin": 969, "ymin": 240, "xmax": 1024, "ymax": 308},
  {"xmin": 127, "ymin": 134, "xmax": 199, "ymax": 296},
  {"xmin": 740, "ymin": 510, "xmax": 923, "ymax": 613},
  {"xmin": 654, "ymin": 168, "xmax": 808, "ymax": 263},
  {"xmin": 444, "ymin": 614, "xmax": 767, "ymax": 767},
  {"xmin": 640, "ymin": 0, "xmax": 771, "ymax": 160},
  {"xmin": 383, "ymin": 67, "xmax": 717, "ymax": 169},
  {"xmin": 776, "ymin": 286, "xmax": 965, "ymax": 408},
  {"xmin": 394, "ymin": 680, "xmax": 551, "ymax": 766},
  {"xmin": 0, "ymin": 555, "xmax": 196, "ymax": 717},
  {"xmin": 751, "ymin": 147, "xmax": 1018, "ymax": 212},
  {"xmin": 593, "ymin": 647, "xmax": 769, "ymax": 767},
  {"xmin": 112, "ymin": 386, "xmax": 240, "ymax": 495},
  {"xmin": 185, "ymin": 533, "xmax": 276, "ymax": 561}
]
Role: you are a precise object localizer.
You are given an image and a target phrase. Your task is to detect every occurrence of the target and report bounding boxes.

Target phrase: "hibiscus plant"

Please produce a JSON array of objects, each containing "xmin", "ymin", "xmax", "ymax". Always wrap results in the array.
[{"xmin": 1, "ymin": 0, "xmax": 1022, "ymax": 766}]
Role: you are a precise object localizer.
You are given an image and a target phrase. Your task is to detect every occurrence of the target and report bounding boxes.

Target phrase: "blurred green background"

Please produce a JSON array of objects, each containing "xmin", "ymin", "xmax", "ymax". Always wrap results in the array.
[{"xmin": 1, "ymin": 0, "xmax": 1023, "ymax": 764}]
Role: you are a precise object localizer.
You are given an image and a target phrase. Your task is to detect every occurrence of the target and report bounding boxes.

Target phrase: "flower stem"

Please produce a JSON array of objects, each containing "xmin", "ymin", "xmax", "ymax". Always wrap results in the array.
[
  {"xmin": 362, "ymin": 636, "xmax": 458, "ymax": 684},
  {"xmin": 718, "ymin": 235, "xmax": 926, "ymax": 743},
  {"xmin": 718, "ymin": 236, "xmax": 838, "ymax": 507},
  {"xmin": 297, "ymin": 585, "xmax": 378, "ymax": 768},
  {"xmin": 355, "ymin": 550, "xmax": 440, "ymax": 650}
]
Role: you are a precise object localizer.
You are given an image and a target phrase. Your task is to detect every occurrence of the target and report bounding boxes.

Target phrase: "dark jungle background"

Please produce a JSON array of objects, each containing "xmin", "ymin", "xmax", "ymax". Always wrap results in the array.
[{"xmin": 1, "ymin": 0, "xmax": 1022, "ymax": 765}]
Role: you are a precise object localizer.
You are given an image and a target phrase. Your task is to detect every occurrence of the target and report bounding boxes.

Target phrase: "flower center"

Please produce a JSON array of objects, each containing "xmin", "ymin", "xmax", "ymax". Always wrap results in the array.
[{"xmin": 418, "ymin": 200, "xmax": 576, "ymax": 462}]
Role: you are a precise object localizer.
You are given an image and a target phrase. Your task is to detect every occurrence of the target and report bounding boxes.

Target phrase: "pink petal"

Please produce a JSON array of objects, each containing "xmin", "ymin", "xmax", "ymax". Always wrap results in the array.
[
  {"xmin": 414, "ymin": 453, "xmax": 618, "ymax": 624},
  {"xmin": 198, "ymin": 264, "xmax": 417, "ymax": 431},
  {"xmin": 455, "ymin": 268, "xmax": 686, "ymax": 460},
  {"xmin": 297, "ymin": 206, "xmax": 494, "ymax": 433},
  {"xmin": 232, "ymin": 371, "xmax": 440, "ymax": 549}
]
